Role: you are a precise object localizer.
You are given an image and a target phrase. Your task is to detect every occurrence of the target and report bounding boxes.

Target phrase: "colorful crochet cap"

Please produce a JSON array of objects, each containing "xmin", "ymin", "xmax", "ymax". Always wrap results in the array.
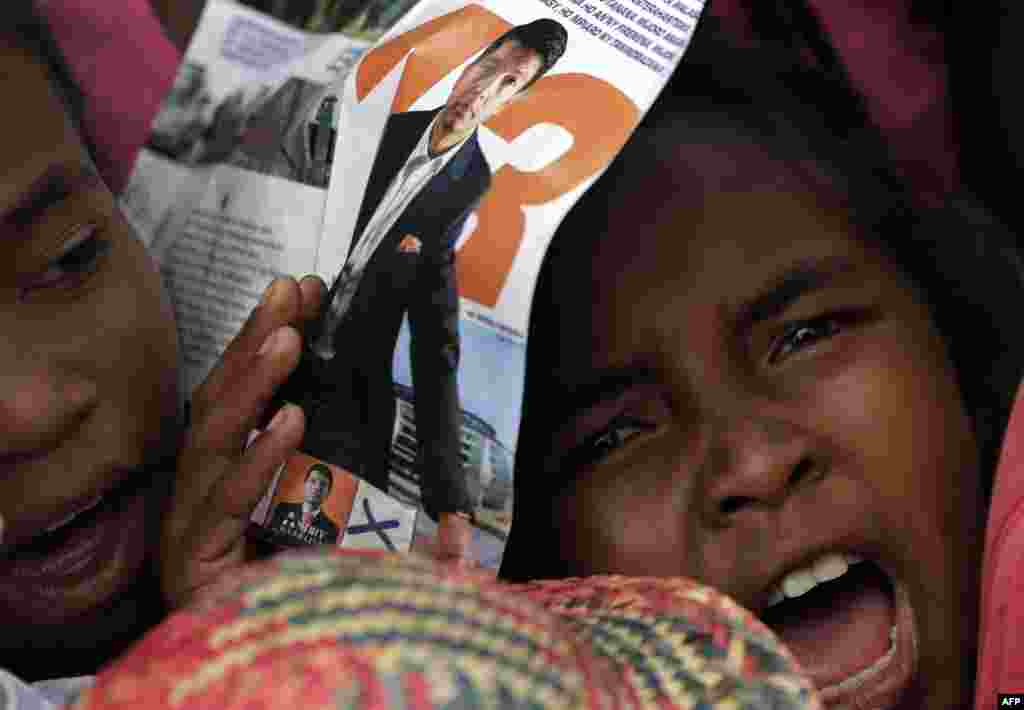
[{"xmin": 72, "ymin": 549, "xmax": 820, "ymax": 709}]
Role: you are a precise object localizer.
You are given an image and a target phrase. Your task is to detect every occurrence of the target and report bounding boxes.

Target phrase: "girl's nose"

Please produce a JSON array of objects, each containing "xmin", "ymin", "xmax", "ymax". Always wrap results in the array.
[{"xmin": 698, "ymin": 413, "xmax": 823, "ymax": 526}]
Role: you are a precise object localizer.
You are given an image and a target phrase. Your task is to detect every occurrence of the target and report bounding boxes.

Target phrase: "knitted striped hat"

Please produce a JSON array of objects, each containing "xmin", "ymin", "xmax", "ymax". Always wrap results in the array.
[{"xmin": 73, "ymin": 548, "xmax": 820, "ymax": 709}]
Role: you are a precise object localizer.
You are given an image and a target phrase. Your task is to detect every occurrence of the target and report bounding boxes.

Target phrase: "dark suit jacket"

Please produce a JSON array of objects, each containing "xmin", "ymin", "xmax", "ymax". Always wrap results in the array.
[
  {"xmin": 303, "ymin": 108, "xmax": 491, "ymax": 519},
  {"xmin": 268, "ymin": 502, "xmax": 340, "ymax": 545}
]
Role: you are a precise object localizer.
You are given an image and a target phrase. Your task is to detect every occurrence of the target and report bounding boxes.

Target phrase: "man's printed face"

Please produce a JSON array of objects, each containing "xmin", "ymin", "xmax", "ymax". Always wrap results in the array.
[
  {"xmin": 304, "ymin": 470, "xmax": 330, "ymax": 507},
  {"xmin": 439, "ymin": 39, "xmax": 544, "ymax": 136}
]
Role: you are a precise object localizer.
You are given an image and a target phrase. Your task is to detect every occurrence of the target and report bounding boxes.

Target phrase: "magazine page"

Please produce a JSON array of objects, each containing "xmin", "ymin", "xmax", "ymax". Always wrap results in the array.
[
  {"xmin": 251, "ymin": 0, "xmax": 706, "ymax": 570},
  {"xmin": 119, "ymin": 0, "xmax": 423, "ymax": 396}
]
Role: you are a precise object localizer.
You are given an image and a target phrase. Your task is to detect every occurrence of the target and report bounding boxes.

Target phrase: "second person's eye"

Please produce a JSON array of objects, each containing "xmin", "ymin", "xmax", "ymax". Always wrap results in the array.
[
  {"xmin": 18, "ymin": 223, "xmax": 111, "ymax": 301},
  {"xmin": 767, "ymin": 314, "xmax": 848, "ymax": 365},
  {"xmin": 569, "ymin": 414, "xmax": 658, "ymax": 469}
]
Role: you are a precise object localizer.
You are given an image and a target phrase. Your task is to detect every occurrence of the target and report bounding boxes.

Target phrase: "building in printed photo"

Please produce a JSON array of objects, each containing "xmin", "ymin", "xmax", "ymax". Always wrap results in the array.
[
  {"xmin": 240, "ymin": 0, "xmax": 421, "ymax": 37},
  {"xmin": 388, "ymin": 383, "xmax": 514, "ymax": 537}
]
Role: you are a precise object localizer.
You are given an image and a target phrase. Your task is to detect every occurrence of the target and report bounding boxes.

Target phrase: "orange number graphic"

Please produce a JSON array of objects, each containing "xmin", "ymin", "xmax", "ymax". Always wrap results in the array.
[{"xmin": 356, "ymin": 4, "xmax": 640, "ymax": 306}]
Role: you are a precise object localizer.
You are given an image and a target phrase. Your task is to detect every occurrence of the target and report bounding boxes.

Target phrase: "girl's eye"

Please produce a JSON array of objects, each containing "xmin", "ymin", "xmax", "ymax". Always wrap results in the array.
[
  {"xmin": 567, "ymin": 414, "xmax": 658, "ymax": 470},
  {"xmin": 18, "ymin": 224, "xmax": 111, "ymax": 301},
  {"xmin": 767, "ymin": 315, "xmax": 843, "ymax": 365}
]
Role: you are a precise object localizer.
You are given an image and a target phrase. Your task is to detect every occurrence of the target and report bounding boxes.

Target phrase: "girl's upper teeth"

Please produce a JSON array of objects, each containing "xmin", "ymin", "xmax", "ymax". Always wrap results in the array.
[{"xmin": 767, "ymin": 553, "xmax": 865, "ymax": 607}]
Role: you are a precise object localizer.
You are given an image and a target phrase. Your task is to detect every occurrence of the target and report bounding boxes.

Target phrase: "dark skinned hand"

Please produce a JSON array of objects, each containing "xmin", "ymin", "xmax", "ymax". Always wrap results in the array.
[{"xmin": 160, "ymin": 275, "xmax": 325, "ymax": 609}]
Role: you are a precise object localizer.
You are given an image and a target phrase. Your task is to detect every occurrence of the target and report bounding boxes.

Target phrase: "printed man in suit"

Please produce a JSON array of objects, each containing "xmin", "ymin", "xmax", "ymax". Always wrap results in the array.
[
  {"xmin": 281, "ymin": 18, "xmax": 568, "ymax": 564},
  {"xmin": 267, "ymin": 463, "xmax": 341, "ymax": 545}
]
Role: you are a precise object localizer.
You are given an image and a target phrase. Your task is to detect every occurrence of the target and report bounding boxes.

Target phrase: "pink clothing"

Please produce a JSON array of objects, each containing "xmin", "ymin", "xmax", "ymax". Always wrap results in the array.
[
  {"xmin": 710, "ymin": 1, "xmax": 957, "ymax": 198},
  {"xmin": 38, "ymin": 0, "xmax": 181, "ymax": 194},
  {"xmin": 976, "ymin": 384, "xmax": 1024, "ymax": 708},
  {"xmin": 808, "ymin": 1, "xmax": 955, "ymax": 196}
]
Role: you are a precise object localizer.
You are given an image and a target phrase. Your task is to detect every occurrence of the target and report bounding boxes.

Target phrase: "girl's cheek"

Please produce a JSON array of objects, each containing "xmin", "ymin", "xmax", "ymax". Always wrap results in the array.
[
  {"xmin": 99, "ymin": 229, "xmax": 180, "ymax": 449},
  {"xmin": 563, "ymin": 468, "xmax": 689, "ymax": 576}
]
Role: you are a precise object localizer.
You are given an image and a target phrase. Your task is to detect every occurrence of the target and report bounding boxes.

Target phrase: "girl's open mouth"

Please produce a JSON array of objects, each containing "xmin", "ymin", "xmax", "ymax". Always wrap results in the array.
[
  {"xmin": 0, "ymin": 471, "xmax": 153, "ymax": 590},
  {"xmin": 760, "ymin": 554, "xmax": 917, "ymax": 708}
]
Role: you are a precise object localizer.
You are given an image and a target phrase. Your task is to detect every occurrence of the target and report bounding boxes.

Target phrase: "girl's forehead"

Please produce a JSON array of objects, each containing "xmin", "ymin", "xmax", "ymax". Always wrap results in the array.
[
  {"xmin": 636, "ymin": 134, "xmax": 842, "ymax": 213},
  {"xmin": 584, "ymin": 140, "xmax": 843, "ymax": 274},
  {"xmin": 593, "ymin": 183, "xmax": 858, "ymax": 293},
  {"xmin": 552, "ymin": 188, "xmax": 872, "ymax": 382}
]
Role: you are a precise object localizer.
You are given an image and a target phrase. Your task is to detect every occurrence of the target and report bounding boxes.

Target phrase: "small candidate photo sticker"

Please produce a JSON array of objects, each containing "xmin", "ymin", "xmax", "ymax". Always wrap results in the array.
[{"xmin": 257, "ymin": 453, "xmax": 359, "ymax": 547}]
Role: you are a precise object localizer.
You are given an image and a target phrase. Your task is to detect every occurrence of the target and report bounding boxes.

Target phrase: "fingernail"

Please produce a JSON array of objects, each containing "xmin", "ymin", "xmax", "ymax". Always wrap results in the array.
[
  {"xmin": 256, "ymin": 327, "xmax": 282, "ymax": 358},
  {"xmin": 267, "ymin": 405, "xmax": 290, "ymax": 431},
  {"xmin": 260, "ymin": 278, "xmax": 282, "ymax": 307}
]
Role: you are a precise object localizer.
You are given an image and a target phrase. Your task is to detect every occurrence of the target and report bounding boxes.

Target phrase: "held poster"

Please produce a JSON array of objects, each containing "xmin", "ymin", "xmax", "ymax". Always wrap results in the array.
[{"xmin": 254, "ymin": 0, "xmax": 706, "ymax": 569}]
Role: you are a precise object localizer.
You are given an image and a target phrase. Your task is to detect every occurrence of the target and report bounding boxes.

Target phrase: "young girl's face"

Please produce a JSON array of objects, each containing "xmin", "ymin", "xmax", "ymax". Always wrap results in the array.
[
  {"xmin": 0, "ymin": 38, "xmax": 179, "ymax": 625},
  {"xmin": 544, "ymin": 150, "xmax": 984, "ymax": 709}
]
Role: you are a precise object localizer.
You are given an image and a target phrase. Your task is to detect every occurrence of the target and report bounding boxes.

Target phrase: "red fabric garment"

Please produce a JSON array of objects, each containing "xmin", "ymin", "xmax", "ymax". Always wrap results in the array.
[
  {"xmin": 975, "ymin": 383, "xmax": 1024, "ymax": 709},
  {"xmin": 709, "ymin": 1, "xmax": 957, "ymax": 199},
  {"xmin": 36, "ymin": 0, "xmax": 182, "ymax": 194}
]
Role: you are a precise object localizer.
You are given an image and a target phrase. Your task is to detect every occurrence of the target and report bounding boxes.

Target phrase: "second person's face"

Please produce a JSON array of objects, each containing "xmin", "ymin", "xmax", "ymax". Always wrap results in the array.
[
  {"xmin": 0, "ymin": 37, "xmax": 180, "ymax": 627},
  {"xmin": 542, "ymin": 154, "xmax": 984, "ymax": 709}
]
